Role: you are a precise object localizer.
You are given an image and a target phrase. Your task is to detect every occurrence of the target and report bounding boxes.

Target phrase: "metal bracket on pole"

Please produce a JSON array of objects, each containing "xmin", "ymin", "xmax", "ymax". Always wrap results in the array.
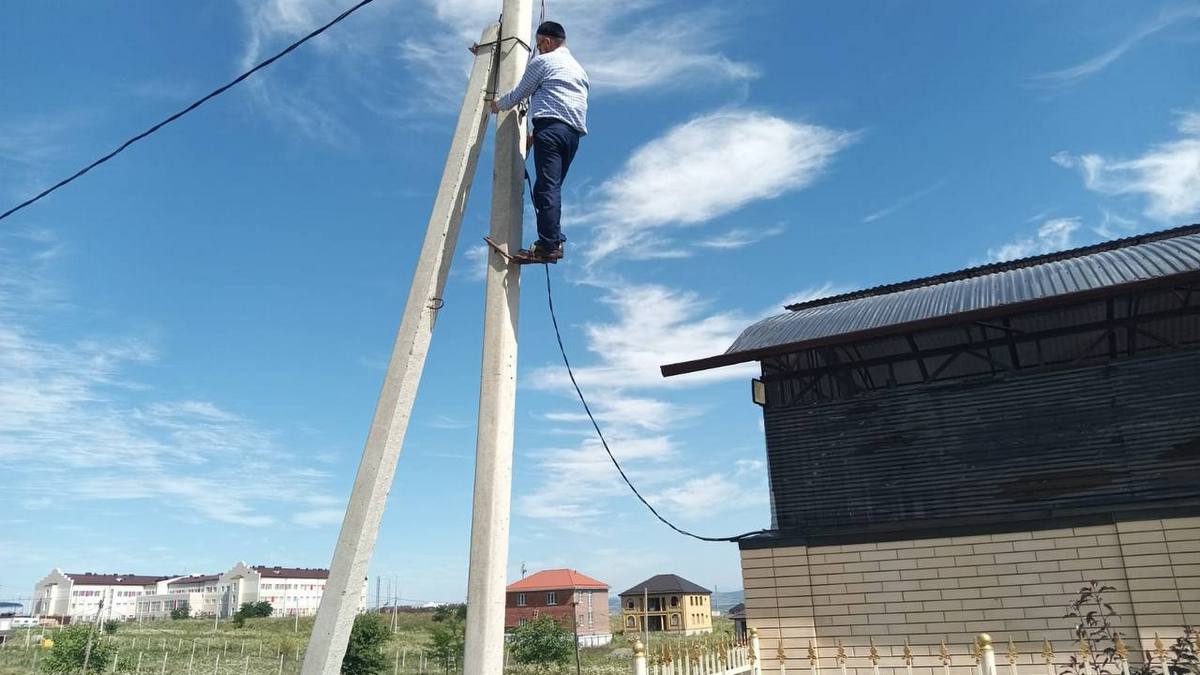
[{"xmin": 299, "ymin": 22, "xmax": 500, "ymax": 675}]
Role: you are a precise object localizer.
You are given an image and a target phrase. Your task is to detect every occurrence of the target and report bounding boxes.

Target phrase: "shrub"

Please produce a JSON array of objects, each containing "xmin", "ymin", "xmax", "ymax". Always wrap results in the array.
[
  {"xmin": 232, "ymin": 600, "xmax": 273, "ymax": 628},
  {"xmin": 170, "ymin": 605, "xmax": 190, "ymax": 620},
  {"xmin": 428, "ymin": 607, "xmax": 466, "ymax": 671},
  {"xmin": 341, "ymin": 613, "xmax": 393, "ymax": 675},
  {"xmin": 40, "ymin": 625, "xmax": 114, "ymax": 674}
]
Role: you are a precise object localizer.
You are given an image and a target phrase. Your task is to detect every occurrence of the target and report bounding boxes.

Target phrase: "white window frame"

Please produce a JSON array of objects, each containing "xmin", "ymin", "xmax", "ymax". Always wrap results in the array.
[
  {"xmin": 546, "ymin": 591, "xmax": 557, "ymax": 606},
  {"xmin": 517, "ymin": 593, "xmax": 526, "ymax": 607}
]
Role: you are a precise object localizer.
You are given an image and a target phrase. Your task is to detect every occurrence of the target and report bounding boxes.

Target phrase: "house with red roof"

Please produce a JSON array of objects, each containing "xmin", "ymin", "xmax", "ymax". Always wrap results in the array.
[{"xmin": 505, "ymin": 568, "xmax": 611, "ymax": 646}]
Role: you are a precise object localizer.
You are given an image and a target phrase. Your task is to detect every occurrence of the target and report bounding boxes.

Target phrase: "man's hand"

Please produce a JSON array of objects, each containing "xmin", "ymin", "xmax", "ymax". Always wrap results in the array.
[{"xmin": 490, "ymin": 100, "xmax": 500, "ymax": 114}]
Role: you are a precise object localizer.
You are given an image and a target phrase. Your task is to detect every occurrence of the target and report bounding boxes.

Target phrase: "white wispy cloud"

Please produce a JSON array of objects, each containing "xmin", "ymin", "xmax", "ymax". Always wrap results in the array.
[
  {"xmin": 233, "ymin": 0, "xmax": 758, "ymax": 137},
  {"xmin": 528, "ymin": 280, "xmax": 757, "ymax": 392},
  {"xmin": 1093, "ymin": 209, "xmax": 1141, "ymax": 239},
  {"xmin": 861, "ymin": 180, "xmax": 946, "ymax": 224},
  {"xmin": 235, "ymin": 0, "xmax": 414, "ymax": 143},
  {"xmin": 454, "ymin": 244, "xmax": 489, "ymax": 283},
  {"xmin": 0, "ymin": 232, "xmax": 338, "ymax": 528},
  {"xmin": 777, "ymin": 282, "xmax": 853, "ymax": 310},
  {"xmin": 696, "ymin": 225, "xmax": 786, "ymax": 251},
  {"xmin": 986, "ymin": 217, "xmax": 1082, "ymax": 262},
  {"xmin": 1030, "ymin": 5, "xmax": 1200, "ymax": 87},
  {"xmin": 428, "ymin": 414, "xmax": 474, "ymax": 430},
  {"xmin": 1054, "ymin": 111, "xmax": 1200, "ymax": 220},
  {"xmin": 403, "ymin": 0, "xmax": 756, "ymax": 102},
  {"xmin": 0, "ymin": 115, "xmax": 91, "ymax": 203},
  {"xmin": 516, "ymin": 272, "xmax": 849, "ymax": 530},
  {"xmin": 657, "ymin": 473, "xmax": 767, "ymax": 516},
  {"xmin": 293, "ymin": 508, "xmax": 345, "ymax": 527},
  {"xmin": 543, "ymin": 395, "xmax": 692, "ymax": 433},
  {"xmin": 581, "ymin": 110, "xmax": 857, "ymax": 264}
]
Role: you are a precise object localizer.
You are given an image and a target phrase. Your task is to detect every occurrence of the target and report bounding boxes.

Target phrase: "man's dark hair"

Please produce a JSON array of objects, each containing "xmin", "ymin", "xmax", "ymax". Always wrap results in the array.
[{"xmin": 536, "ymin": 21, "xmax": 566, "ymax": 40}]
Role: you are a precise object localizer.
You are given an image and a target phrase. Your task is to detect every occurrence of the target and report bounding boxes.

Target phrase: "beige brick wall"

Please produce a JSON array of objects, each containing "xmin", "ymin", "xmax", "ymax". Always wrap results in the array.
[{"xmin": 742, "ymin": 516, "xmax": 1200, "ymax": 675}]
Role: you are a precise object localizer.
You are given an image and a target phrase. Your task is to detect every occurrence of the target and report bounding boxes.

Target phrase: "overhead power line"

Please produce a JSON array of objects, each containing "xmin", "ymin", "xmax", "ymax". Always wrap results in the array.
[{"xmin": 0, "ymin": 0, "xmax": 381, "ymax": 223}]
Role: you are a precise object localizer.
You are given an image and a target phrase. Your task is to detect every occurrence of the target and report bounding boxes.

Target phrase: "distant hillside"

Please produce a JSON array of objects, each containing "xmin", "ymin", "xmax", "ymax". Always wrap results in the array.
[
  {"xmin": 608, "ymin": 590, "xmax": 744, "ymax": 614},
  {"xmin": 711, "ymin": 590, "xmax": 745, "ymax": 613}
]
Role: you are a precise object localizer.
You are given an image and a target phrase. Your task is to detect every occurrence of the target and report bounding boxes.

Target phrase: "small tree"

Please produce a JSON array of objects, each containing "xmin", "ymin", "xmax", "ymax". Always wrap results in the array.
[
  {"xmin": 170, "ymin": 605, "xmax": 190, "ymax": 620},
  {"xmin": 41, "ymin": 625, "xmax": 115, "ymax": 674},
  {"xmin": 1062, "ymin": 581, "xmax": 1121, "ymax": 675},
  {"xmin": 102, "ymin": 620, "xmax": 119, "ymax": 635},
  {"xmin": 432, "ymin": 604, "xmax": 466, "ymax": 623},
  {"xmin": 1170, "ymin": 627, "xmax": 1200, "ymax": 675},
  {"xmin": 341, "ymin": 613, "xmax": 393, "ymax": 675},
  {"xmin": 509, "ymin": 615, "xmax": 574, "ymax": 673},
  {"xmin": 428, "ymin": 608, "xmax": 466, "ymax": 672}
]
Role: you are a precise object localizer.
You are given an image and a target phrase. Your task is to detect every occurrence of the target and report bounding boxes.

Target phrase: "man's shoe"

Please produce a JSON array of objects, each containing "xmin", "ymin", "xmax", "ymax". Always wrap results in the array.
[{"xmin": 516, "ymin": 241, "xmax": 564, "ymax": 264}]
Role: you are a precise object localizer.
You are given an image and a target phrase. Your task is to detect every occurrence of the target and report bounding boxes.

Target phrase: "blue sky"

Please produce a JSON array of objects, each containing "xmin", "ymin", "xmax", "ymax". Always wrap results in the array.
[{"xmin": 2, "ymin": 0, "xmax": 1199, "ymax": 607}]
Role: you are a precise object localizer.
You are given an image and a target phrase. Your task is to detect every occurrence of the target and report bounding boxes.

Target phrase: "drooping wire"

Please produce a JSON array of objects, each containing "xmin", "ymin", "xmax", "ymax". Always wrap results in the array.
[
  {"xmin": 541, "ymin": 264, "xmax": 770, "ymax": 543},
  {"xmin": 0, "ymin": 0, "xmax": 380, "ymax": 223}
]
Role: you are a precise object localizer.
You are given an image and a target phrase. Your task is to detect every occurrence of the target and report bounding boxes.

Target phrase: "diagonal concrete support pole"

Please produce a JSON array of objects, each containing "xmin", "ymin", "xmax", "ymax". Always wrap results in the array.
[
  {"xmin": 462, "ymin": 0, "xmax": 532, "ymax": 673},
  {"xmin": 299, "ymin": 23, "xmax": 500, "ymax": 675}
]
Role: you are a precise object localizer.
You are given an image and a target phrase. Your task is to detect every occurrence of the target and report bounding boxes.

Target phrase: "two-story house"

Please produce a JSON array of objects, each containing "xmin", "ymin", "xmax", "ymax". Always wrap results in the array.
[
  {"xmin": 619, "ymin": 574, "xmax": 712, "ymax": 636},
  {"xmin": 504, "ymin": 569, "xmax": 611, "ymax": 646}
]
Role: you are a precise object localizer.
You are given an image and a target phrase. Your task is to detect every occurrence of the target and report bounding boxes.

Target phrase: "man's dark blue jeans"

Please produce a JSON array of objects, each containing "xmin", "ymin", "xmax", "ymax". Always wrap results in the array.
[{"xmin": 532, "ymin": 117, "xmax": 581, "ymax": 249}]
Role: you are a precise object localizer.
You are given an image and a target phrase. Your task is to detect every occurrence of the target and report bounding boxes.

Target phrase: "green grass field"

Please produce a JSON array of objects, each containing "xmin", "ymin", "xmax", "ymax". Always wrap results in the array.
[{"xmin": 0, "ymin": 613, "xmax": 736, "ymax": 674}]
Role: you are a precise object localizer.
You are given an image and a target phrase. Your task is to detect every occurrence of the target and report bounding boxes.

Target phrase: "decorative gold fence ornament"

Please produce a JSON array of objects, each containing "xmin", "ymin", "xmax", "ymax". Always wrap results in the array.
[
  {"xmin": 1114, "ymin": 633, "xmax": 1130, "ymax": 675},
  {"xmin": 1154, "ymin": 634, "xmax": 1170, "ymax": 675}
]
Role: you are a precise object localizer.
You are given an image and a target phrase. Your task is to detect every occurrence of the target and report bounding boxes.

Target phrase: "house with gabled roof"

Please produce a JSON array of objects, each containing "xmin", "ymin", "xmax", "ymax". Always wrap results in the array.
[
  {"xmin": 505, "ymin": 568, "xmax": 611, "ymax": 646},
  {"xmin": 660, "ymin": 224, "xmax": 1200, "ymax": 674},
  {"xmin": 619, "ymin": 573, "xmax": 712, "ymax": 635}
]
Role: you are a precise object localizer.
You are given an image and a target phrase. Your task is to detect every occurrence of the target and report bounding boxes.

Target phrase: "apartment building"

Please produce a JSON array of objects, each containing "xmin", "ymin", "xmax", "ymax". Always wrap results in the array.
[
  {"xmin": 35, "ymin": 562, "xmax": 366, "ymax": 621},
  {"xmin": 32, "ymin": 570, "xmax": 166, "ymax": 621}
]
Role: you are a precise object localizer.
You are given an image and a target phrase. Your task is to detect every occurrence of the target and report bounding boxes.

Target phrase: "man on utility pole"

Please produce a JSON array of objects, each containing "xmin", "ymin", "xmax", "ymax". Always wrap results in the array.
[{"xmin": 491, "ymin": 20, "xmax": 589, "ymax": 264}]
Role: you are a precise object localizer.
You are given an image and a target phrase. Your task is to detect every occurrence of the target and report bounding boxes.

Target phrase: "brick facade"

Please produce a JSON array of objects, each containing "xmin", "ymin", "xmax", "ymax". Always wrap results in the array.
[
  {"xmin": 505, "ymin": 588, "xmax": 610, "ymax": 640},
  {"xmin": 741, "ymin": 516, "xmax": 1200, "ymax": 675}
]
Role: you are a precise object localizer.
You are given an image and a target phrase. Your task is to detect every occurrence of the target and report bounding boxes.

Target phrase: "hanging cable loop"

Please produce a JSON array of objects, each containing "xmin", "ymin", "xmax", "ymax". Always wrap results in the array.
[{"xmin": 542, "ymin": 265, "xmax": 770, "ymax": 543}]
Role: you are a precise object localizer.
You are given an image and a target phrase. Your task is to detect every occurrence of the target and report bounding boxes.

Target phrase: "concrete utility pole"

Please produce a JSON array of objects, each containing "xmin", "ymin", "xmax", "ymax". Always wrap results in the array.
[
  {"xmin": 461, "ymin": 0, "xmax": 532, "ymax": 673},
  {"xmin": 298, "ymin": 22, "xmax": 500, "ymax": 675}
]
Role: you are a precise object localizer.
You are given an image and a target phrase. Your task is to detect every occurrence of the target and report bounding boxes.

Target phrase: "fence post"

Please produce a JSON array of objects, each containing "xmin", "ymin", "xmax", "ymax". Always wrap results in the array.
[
  {"xmin": 634, "ymin": 639, "xmax": 648, "ymax": 675},
  {"xmin": 979, "ymin": 634, "xmax": 996, "ymax": 675}
]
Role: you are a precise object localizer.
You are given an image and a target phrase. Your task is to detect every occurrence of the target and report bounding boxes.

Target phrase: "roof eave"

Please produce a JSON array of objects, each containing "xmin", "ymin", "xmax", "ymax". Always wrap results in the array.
[{"xmin": 659, "ymin": 270, "xmax": 1200, "ymax": 378}]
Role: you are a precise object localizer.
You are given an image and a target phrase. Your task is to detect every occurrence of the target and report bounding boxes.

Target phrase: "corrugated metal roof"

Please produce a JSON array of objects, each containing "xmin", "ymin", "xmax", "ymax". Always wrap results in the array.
[{"xmin": 662, "ymin": 224, "xmax": 1200, "ymax": 376}]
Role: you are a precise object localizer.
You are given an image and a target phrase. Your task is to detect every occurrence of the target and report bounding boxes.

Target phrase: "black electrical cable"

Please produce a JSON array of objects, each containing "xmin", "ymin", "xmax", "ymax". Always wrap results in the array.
[
  {"xmin": 0, "ymin": 0, "xmax": 380, "ymax": 223},
  {"xmin": 542, "ymin": 265, "xmax": 770, "ymax": 543}
]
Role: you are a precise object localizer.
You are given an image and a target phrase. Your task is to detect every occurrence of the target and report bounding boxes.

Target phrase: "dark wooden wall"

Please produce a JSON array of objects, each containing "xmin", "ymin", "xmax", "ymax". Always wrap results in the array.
[{"xmin": 761, "ymin": 349, "xmax": 1200, "ymax": 544}]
